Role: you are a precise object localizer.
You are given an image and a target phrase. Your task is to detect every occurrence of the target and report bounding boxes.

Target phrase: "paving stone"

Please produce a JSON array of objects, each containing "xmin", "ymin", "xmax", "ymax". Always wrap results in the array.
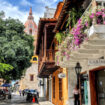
[{"xmin": 0, "ymin": 93, "xmax": 53, "ymax": 105}]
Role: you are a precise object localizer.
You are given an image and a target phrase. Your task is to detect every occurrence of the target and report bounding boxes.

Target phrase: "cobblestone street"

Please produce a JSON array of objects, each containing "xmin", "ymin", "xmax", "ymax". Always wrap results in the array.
[{"xmin": 0, "ymin": 93, "xmax": 54, "ymax": 105}]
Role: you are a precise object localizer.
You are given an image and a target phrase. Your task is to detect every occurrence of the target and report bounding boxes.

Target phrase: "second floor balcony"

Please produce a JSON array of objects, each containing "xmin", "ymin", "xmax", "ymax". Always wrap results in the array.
[{"xmin": 38, "ymin": 49, "xmax": 59, "ymax": 78}]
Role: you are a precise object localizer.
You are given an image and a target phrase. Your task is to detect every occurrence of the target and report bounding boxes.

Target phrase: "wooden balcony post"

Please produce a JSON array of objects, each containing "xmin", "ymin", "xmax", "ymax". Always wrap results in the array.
[
  {"xmin": 44, "ymin": 26, "xmax": 47, "ymax": 59},
  {"xmin": 42, "ymin": 36, "xmax": 44, "ymax": 56}
]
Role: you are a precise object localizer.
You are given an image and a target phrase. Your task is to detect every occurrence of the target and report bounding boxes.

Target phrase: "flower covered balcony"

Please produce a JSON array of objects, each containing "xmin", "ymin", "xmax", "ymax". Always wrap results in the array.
[{"xmin": 55, "ymin": 0, "xmax": 105, "ymax": 65}]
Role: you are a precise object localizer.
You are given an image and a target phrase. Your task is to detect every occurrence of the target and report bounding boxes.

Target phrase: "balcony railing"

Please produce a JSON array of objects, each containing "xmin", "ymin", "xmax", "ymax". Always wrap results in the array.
[{"xmin": 38, "ymin": 49, "xmax": 56, "ymax": 73}]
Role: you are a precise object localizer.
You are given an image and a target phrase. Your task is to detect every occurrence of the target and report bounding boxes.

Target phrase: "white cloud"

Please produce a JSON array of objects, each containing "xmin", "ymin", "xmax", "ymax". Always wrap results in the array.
[
  {"xmin": 20, "ymin": 0, "xmax": 32, "ymax": 6},
  {"xmin": 0, "ymin": 0, "xmax": 41, "ymax": 25},
  {"xmin": 35, "ymin": 0, "xmax": 58, "ymax": 7}
]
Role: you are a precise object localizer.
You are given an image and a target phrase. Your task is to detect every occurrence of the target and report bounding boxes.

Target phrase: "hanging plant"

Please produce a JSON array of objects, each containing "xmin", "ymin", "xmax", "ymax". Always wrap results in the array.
[
  {"xmin": 66, "ymin": 8, "xmax": 83, "ymax": 28},
  {"xmin": 55, "ymin": 32, "xmax": 64, "ymax": 44}
]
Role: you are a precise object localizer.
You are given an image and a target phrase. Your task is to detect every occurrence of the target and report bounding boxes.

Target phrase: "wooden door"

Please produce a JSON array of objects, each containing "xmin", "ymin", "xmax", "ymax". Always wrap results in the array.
[{"xmin": 89, "ymin": 71, "xmax": 98, "ymax": 105}]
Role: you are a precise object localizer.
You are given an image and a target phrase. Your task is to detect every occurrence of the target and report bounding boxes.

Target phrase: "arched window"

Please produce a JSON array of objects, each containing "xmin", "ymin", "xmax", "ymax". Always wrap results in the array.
[{"xmin": 29, "ymin": 29, "xmax": 32, "ymax": 35}]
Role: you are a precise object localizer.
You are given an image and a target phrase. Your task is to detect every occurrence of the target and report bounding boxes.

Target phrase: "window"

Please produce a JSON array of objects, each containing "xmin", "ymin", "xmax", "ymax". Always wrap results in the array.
[
  {"xmin": 33, "ymin": 57, "xmax": 37, "ymax": 61},
  {"xmin": 53, "ymin": 77, "xmax": 55, "ymax": 98},
  {"xmin": 29, "ymin": 29, "xmax": 32, "ymax": 35},
  {"xmin": 30, "ymin": 75, "xmax": 34, "ymax": 81},
  {"xmin": 59, "ymin": 78, "xmax": 62, "ymax": 100}
]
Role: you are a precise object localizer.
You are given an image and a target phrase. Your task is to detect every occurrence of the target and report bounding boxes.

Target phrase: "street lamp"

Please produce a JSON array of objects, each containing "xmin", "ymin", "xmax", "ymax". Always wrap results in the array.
[{"xmin": 75, "ymin": 62, "xmax": 82, "ymax": 89}]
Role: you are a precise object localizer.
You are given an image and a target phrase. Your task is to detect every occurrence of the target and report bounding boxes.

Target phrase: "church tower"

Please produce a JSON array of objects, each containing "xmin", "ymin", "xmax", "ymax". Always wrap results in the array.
[
  {"xmin": 19, "ymin": 7, "xmax": 39, "ymax": 91},
  {"xmin": 24, "ymin": 7, "xmax": 37, "ymax": 54},
  {"xmin": 24, "ymin": 7, "xmax": 37, "ymax": 36}
]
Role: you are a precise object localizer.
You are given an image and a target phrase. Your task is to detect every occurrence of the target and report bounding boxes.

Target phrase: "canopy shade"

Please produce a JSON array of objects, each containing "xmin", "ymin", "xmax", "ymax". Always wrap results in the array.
[{"xmin": 1, "ymin": 83, "xmax": 11, "ymax": 87}]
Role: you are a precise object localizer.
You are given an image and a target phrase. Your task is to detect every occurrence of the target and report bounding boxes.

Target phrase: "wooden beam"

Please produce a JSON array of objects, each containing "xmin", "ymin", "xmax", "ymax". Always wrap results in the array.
[
  {"xmin": 60, "ymin": 14, "xmax": 68, "ymax": 30},
  {"xmin": 42, "ymin": 36, "xmax": 44, "ymax": 56},
  {"xmin": 44, "ymin": 26, "xmax": 47, "ymax": 60}
]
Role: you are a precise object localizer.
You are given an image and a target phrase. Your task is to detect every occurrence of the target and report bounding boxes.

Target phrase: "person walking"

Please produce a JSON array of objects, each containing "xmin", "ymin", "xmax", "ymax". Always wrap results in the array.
[
  {"xmin": 73, "ymin": 85, "xmax": 80, "ymax": 105},
  {"xmin": 19, "ymin": 90, "xmax": 22, "ymax": 96},
  {"xmin": 22, "ymin": 90, "xmax": 25, "ymax": 96}
]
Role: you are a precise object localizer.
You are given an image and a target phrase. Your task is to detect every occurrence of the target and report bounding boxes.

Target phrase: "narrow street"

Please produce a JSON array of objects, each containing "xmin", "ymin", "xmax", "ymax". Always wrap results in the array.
[{"xmin": 0, "ymin": 93, "xmax": 53, "ymax": 105}]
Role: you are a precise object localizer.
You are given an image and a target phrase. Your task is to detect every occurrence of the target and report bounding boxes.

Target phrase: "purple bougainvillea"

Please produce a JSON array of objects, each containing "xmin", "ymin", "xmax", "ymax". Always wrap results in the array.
[{"xmin": 55, "ymin": 8, "xmax": 105, "ymax": 65}]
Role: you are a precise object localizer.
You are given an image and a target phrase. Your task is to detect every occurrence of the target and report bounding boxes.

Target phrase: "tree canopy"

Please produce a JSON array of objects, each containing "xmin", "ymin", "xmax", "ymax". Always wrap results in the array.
[{"xmin": 0, "ymin": 12, "xmax": 34, "ymax": 80}]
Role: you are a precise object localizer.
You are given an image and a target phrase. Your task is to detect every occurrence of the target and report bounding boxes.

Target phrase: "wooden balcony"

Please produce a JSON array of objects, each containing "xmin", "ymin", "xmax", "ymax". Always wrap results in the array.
[{"xmin": 38, "ymin": 49, "xmax": 59, "ymax": 78}]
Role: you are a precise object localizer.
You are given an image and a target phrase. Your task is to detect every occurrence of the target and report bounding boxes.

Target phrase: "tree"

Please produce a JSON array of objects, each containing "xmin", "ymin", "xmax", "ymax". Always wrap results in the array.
[
  {"xmin": 0, "ymin": 63, "xmax": 13, "ymax": 81},
  {"xmin": 0, "ymin": 12, "xmax": 34, "ymax": 80}
]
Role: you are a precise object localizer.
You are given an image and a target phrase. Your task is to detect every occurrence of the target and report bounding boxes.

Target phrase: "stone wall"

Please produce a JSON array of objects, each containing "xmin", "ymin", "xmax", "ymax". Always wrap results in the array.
[{"xmin": 19, "ymin": 63, "xmax": 39, "ymax": 91}]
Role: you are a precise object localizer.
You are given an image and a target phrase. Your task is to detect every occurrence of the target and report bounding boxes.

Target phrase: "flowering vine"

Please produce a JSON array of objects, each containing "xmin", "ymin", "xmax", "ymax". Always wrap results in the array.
[{"xmin": 55, "ymin": 7, "xmax": 105, "ymax": 65}]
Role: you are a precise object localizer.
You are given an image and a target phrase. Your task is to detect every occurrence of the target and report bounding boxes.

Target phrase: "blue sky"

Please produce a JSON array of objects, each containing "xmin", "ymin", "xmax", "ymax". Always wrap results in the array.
[{"xmin": 0, "ymin": 0, "xmax": 62, "ymax": 24}]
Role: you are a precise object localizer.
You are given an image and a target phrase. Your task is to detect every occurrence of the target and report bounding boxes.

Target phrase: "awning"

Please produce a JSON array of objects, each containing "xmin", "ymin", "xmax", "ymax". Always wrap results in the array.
[{"xmin": 1, "ymin": 83, "xmax": 11, "ymax": 87}]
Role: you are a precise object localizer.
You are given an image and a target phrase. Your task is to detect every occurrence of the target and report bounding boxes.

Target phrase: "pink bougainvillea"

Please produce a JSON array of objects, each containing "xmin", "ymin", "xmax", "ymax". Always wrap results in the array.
[
  {"xmin": 55, "ymin": 8, "xmax": 105, "ymax": 65},
  {"xmin": 90, "ymin": 13, "xmax": 95, "ymax": 19},
  {"xmin": 96, "ymin": 11, "xmax": 102, "ymax": 16}
]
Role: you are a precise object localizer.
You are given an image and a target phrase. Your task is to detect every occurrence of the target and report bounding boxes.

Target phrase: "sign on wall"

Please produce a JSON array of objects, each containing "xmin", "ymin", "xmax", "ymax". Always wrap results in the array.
[
  {"xmin": 58, "ymin": 73, "xmax": 66, "ymax": 78},
  {"xmin": 88, "ymin": 59, "xmax": 105, "ymax": 66}
]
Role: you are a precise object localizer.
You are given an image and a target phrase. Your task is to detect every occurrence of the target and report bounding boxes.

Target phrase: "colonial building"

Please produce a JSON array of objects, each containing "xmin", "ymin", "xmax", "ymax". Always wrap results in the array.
[
  {"xmin": 37, "ymin": 6, "xmax": 59, "ymax": 98},
  {"xmin": 54, "ymin": 0, "xmax": 105, "ymax": 105},
  {"xmin": 19, "ymin": 7, "xmax": 39, "ymax": 91},
  {"xmin": 36, "ymin": 2, "xmax": 69, "ymax": 105}
]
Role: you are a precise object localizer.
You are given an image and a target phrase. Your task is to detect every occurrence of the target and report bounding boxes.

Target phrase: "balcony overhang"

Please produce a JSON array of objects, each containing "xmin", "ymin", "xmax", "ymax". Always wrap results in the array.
[
  {"xmin": 38, "ymin": 61, "xmax": 60, "ymax": 78},
  {"xmin": 36, "ymin": 18, "xmax": 57, "ymax": 55}
]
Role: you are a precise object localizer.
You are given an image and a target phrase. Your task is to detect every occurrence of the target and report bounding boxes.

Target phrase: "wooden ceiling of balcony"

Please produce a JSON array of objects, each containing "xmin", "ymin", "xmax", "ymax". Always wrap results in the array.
[
  {"xmin": 38, "ymin": 62, "xmax": 60, "ymax": 78},
  {"xmin": 36, "ymin": 18, "xmax": 57, "ymax": 55},
  {"xmin": 54, "ymin": 0, "xmax": 85, "ymax": 32}
]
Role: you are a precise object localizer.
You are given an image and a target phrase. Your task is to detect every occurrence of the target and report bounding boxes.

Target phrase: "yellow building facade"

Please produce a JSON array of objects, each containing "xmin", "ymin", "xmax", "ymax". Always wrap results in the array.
[{"xmin": 52, "ymin": 68, "xmax": 68, "ymax": 105}]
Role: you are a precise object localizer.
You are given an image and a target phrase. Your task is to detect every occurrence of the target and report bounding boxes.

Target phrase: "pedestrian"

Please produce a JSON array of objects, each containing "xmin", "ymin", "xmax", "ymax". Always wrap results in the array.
[
  {"xmin": 73, "ymin": 84, "xmax": 80, "ymax": 105},
  {"xmin": 22, "ymin": 90, "xmax": 25, "ymax": 96},
  {"xmin": 19, "ymin": 90, "xmax": 22, "ymax": 96}
]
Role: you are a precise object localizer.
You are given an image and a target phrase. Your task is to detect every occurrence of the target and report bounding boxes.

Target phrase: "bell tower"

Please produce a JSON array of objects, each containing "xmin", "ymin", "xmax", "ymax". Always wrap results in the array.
[{"xmin": 24, "ymin": 7, "xmax": 37, "ymax": 36}]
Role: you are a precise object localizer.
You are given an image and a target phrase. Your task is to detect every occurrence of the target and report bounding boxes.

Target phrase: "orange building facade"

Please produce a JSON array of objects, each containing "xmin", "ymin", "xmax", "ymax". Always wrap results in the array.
[
  {"xmin": 51, "ymin": 2, "xmax": 68, "ymax": 105},
  {"xmin": 52, "ymin": 68, "xmax": 68, "ymax": 105}
]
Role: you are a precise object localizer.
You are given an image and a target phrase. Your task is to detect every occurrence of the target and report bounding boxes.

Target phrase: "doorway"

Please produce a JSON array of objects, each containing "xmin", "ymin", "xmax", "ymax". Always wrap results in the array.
[
  {"xmin": 49, "ymin": 79, "xmax": 52, "ymax": 102},
  {"xmin": 95, "ymin": 70, "xmax": 105, "ymax": 105},
  {"xmin": 80, "ymin": 73, "xmax": 89, "ymax": 105}
]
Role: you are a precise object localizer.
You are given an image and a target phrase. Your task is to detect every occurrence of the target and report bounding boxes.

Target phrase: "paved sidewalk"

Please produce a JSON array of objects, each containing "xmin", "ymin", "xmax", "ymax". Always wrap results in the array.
[
  {"xmin": 39, "ymin": 97, "xmax": 54, "ymax": 105},
  {"xmin": 39, "ymin": 101, "xmax": 54, "ymax": 105},
  {"xmin": 0, "ymin": 93, "xmax": 54, "ymax": 105}
]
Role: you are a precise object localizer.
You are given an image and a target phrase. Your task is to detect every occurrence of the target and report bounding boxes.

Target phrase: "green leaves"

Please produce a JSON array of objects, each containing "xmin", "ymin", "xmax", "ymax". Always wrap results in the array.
[
  {"xmin": 55, "ymin": 32, "xmax": 64, "ymax": 44},
  {"xmin": 66, "ymin": 8, "xmax": 83, "ymax": 28},
  {"xmin": 0, "ymin": 63, "xmax": 13, "ymax": 72},
  {"xmin": 0, "ymin": 12, "xmax": 34, "ymax": 80}
]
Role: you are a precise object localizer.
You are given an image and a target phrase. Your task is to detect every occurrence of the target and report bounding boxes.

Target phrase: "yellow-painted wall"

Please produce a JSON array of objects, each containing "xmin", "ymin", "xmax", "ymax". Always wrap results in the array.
[{"xmin": 52, "ymin": 68, "xmax": 68, "ymax": 105}]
